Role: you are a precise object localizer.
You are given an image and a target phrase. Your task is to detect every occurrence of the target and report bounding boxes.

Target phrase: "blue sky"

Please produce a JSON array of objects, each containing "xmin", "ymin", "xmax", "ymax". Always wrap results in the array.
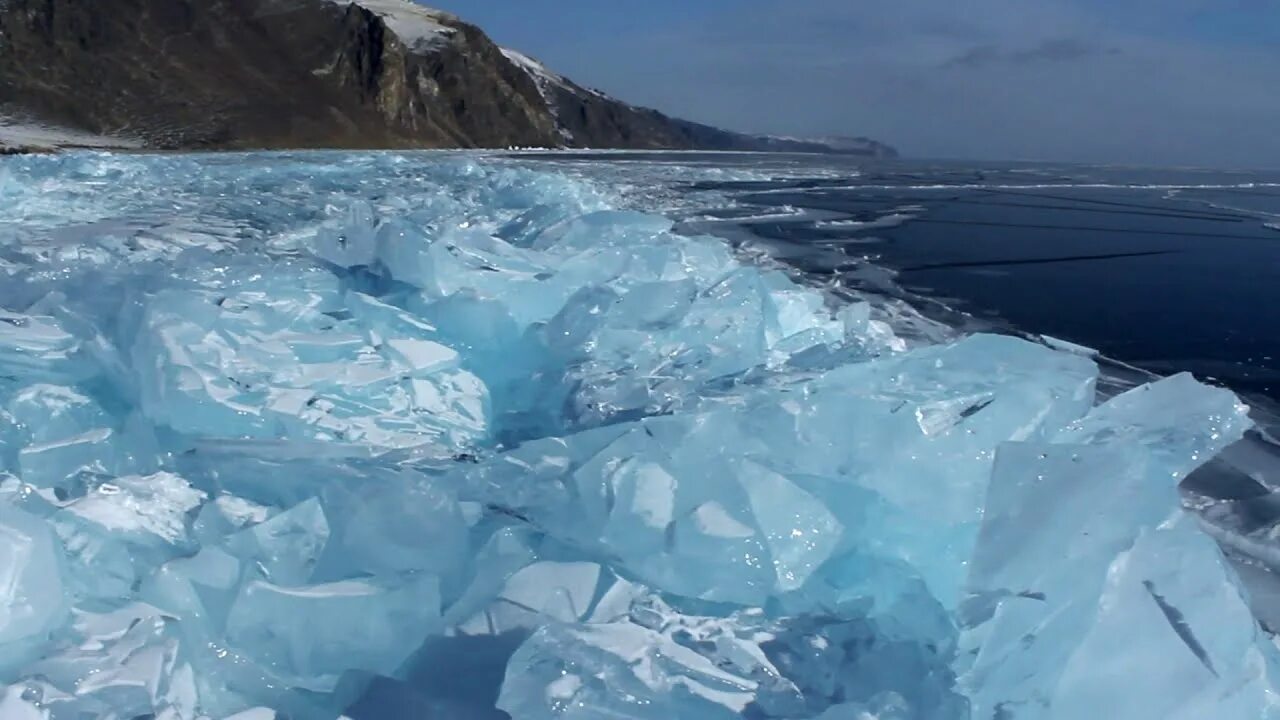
[{"xmin": 428, "ymin": 0, "xmax": 1280, "ymax": 166}]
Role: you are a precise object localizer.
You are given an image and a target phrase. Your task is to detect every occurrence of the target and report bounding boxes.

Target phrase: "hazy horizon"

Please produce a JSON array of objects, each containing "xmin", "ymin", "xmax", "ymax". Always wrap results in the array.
[{"xmin": 428, "ymin": 0, "xmax": 1280, "ymax": 168}]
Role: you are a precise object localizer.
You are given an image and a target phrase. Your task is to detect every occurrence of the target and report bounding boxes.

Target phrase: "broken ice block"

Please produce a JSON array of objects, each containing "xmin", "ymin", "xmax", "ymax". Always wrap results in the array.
[
  {"xmin": 1047, "ymin": 516, "xmax": 1280, "ymax": 720},
  {"xmin": 327, "ymin": 472, "xmax": 468, "ymax": 579},
  {"xmin": 961, "ymin": 374, "xmax": 1260, "ymax": 719},
  {"xmin": 225, "ymin": 574, "xmax": 442, "ymax": 693},
  {"xmin": 22, "ymin": 603, "xmax": 187, "ymax": 719},
  {"xmin": 498, "ymin": 621, "xmax": 752, "ymax": 720},
  {"xmin": 745, "ymin": 333, "xmax": 1099, "ymax": 603},
  {"xmin": 457, "ymin": 560, "xmax": 639, "ymax": 638},
  {"xmin": 497, "ymin": 594, "xmax": 967, "ymax": 720},
  {"xmin": 18, "ymin": 427, "xmax": 118, "ymax": 489},
  {"xmin": 223, "ymin": 498, "xmax": 329, "ymax": 586},
  {"xmin": 53, "ymin": 472, "xmax": 205, "ymax": 604},
  {"xmin": 532, "ymin": 210, "xmax": 674, "ymax": 253},
  {"xmin": 0, "ymin": 309, "xmax": 93, "ymax": 383},
  {"xmin": 309, "ymin": 202, "xmax": 380, "ymax": 268},
  {"xmin": 7, "ymin": 385, "xmax": 110, "ymax": 445},
  {"xmin": 131, "ymin": 272, "xmax": 490, "ymax": 452},
  {"xmin": 0, "ymin": 505, "xmax": 69, "ymax": 675}
]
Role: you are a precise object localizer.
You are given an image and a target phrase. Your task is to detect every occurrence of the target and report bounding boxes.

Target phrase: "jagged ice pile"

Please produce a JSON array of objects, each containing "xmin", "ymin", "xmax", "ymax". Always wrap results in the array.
[{"xmin": 0, "ymin": 152, "xmax": 1276, "ymax": 719}]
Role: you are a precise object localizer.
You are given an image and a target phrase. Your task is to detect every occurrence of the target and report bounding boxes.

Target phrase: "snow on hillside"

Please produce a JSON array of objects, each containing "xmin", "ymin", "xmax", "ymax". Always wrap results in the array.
[
  {"xmin": 330, "ymin": 0, "xmax": 457, "ymax": 51},
  {"xmin": 0, "ymin": 117, "xmax": 142, "ymax": 152},
  {"xmin": 501, "ymin": 48, "xmax": 567, "ymax": 88},
  {"xmin": 501, "ymin": 47, "xmax": 626, "ymax": 146},
  {"xmin": 501, "ymin": 47, "xmax": 613, "ymax": 101},
  {"xmin": 501, "ymin": 48, "xmax": 575, "ymax": 144}
]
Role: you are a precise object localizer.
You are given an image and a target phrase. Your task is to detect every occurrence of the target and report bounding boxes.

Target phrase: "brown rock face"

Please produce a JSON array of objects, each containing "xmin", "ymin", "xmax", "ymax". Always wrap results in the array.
[
  {"xmin": 0, "ymin": 0, "xmax": 898, "ymax": 155},
  {"xmin": 0, "ymin": 0, "xmax": 560, "ymax": 149}
]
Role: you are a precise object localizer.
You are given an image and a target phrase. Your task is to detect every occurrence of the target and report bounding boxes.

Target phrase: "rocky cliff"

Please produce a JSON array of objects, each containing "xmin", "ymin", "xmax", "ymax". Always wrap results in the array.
[{"xmin": 0, "ymin": 0, "xmax": 897, "ymax": 156}]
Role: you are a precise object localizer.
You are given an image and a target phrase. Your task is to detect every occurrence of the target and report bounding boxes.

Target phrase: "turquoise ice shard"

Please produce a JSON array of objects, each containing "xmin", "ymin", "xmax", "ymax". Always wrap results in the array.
[
  {"xmin": 327, "ymin": 471, "xmax": 469, "ymax": 578},
  {"xmin": 7, "ymin": 385, "xmax": 110, "ymax": 446},
  {"xmin": 494, "ymin": 333, "xmax": 1099, "ymax": 607},
  {"xmin": 142, "ymin": 546, "xmax": 242, "ymax": 644},
  {"xmin": 223, "ymin": 498, "xmax": 329, "ymax": 586},
  {"xmin": 442, "ymin": 525, "xmax": 544, "ymax": 627},
  {"xmin": 1050, "ymin": 515, "xmax": 1280, "ymax": 720},
  {"xmin": 496, "ymin": 594, "xmax": 968, "ymax": 720},
  {"xmin": 456, "ymin": 560, "xmax": 640, "ymax": 637},
  {"xmin": 310, "ymin": 201, "xmax": 380, "ymax": 268},
  {"xmin": 138, "ymin": 547, "xmax": 300, "ymax": 718},
  {"xmin": 603, "ymin": 454, "xmax": 842, "ymax": 605},
  {"xmin": 52, "ymin": 472, "xmax": 204, "ymax": 604},
  {"xmin": 960, "ymin": 374, "xmax": 1268, "ymax": 719},
  {"xmin": 737, "ymin": 459, "xmax": 842, "ymax": 592},
  {"xmin": 129, "ymin": 265, "xmax": 489, "ymax": 453},
  {"xmin": 0, "ymin": 309, "xmax": 92, "ymax": 384},
  {"xmin": 17, "ymin": 427, "xmax": 118, "ymax": 489},
  {"xmin": 748, "ymin": 333, "xmax": 1099, "ymax": 604},
  {"xmin": 4, "ymin": 382, "xmax": 119, "ymax": 489},
  {"xmin": 0, "ymin": 505, "xmax": 68, "ymax": 674},
  {"xmin": 16, "ymin": 603, "xmax": 190, "ymax": 719},
  {"xmin": 224, "ymin": 573, "xmax": 442, "ymax": 693},
  {"xmin": 498, "ymin": 621, "xmax": 753, "ymax": 720}
]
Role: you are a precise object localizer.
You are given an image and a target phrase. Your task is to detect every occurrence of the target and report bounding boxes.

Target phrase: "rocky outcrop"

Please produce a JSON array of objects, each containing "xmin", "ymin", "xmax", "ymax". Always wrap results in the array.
[
  {"xmin": 0, "ymin": 0, "xmax": 897, "ymax": 155},
  {"xmin": 0, "ymin": 0, "xmax": 561, "ymax": 149}
]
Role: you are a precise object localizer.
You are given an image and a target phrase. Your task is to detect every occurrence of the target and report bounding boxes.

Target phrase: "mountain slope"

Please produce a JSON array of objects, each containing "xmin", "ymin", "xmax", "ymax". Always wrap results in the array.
[
  {"xmin": 0, "ymin": 0, "xmax": 897, "ymax": 156},
  {"xmin": 499, "ymin": 48, "xmax": 898, "ymax": 156}
]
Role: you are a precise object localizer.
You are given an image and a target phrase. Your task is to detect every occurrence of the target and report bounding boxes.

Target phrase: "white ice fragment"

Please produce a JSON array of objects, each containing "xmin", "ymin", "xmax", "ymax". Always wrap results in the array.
[
  {"xmin": 692, "ymin": 501, "xmax": 757, "ymax": 539},
  {"xmin": 0, "ymin": 687, "xmax": 47, "ymax": 720},
  {"xmin": 225, "ymin": 575, "xmax": 442, "ymax": 693},
  {"xmin": 1040, "ymin": 334, "xmax": 1099, "ymax": 357},
  {"xmin": 738, "ymin": 460, "xmax": 842, "ymax": 592},
  {"xmin": 7, "ymin": 385, "xmax": 110, "ymax": 444},
  {"xmin": 0, "ymin": 310, "xmax": 89, "ymax": 382},
  {"xmin": 627, "ymin": 462, "xmax": 677, "ymax": 529},
  {"xmin": 0, "ymin": 505, "xmax": 67, "ymax": 647},
  {"xmin": 224, "ymin": 498, "xmax": 329, "ymax": 586},
  {"xmin": 459, "ymin": 561, "xmax": 618, "ymax": 637},
  {"xmin": 213, "ymin": 495, "xmax": 271, "ymax": 528},
  {"xmin": 385, "ymin": 337, "xmax": 459, "ymax": 374},
  {"xmin": 65, "ymin": 472, "xmax": 205, "ymax": 544},
  {"xmin": 499, "ymin": 562, "xmax": 601, "ymax": 621},
  {"xmin": 18, "ymin": 427, "xmax": 116, "ymax": 487},
  {"xmin": 499, "ymin": 621, "xmax": 758, "ymax": 720},
  {"xmin": 220, "ymin": 709, "xmax": 277, "ymax": 720}
]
